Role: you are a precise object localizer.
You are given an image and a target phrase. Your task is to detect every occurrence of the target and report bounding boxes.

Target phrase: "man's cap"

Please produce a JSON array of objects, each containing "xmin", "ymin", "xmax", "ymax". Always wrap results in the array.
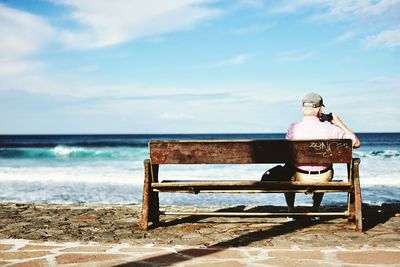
[{"xmin": 302, "ymin": 92, "xmax": 325, "ymax": 108}]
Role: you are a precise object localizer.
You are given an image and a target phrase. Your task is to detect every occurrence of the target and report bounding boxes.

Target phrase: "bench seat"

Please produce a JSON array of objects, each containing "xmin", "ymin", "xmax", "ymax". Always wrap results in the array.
[{"xmin": 152, "ymin": 180, "xmax": 353, "ymax": 193}]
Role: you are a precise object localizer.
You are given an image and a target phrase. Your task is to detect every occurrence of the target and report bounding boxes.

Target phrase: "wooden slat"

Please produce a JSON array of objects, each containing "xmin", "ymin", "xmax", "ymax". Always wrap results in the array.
[
  {"xmin": 153, "ymin": 189, "xmax": 352, "ymax": 193},
  {"xmin": 151, "ymin": 181, "xmax": 352, "ymax": 192},
  {"xmin": 160, "ymin": 211, "xmax": 348, "ymax": 216},
  {"xmin": 154, "ymin": 181, "xmax": 351, "ymax": 187},
  {"xmin": 149, "ymin": 139, "xmax": 352, "ymax": 164}
]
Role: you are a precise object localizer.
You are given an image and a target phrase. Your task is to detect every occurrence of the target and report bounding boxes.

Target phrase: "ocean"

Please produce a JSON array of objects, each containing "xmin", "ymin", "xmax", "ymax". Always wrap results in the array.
[{"xmin": 0, "ymin": 133, "xmax": 399, "ymax": 206}]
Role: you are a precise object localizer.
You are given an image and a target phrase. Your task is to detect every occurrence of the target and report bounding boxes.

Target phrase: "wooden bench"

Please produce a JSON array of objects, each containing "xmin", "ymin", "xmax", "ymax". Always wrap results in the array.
[{"xmin": 140, "ymin": 139, "xmax": 362, "ymax": 231}]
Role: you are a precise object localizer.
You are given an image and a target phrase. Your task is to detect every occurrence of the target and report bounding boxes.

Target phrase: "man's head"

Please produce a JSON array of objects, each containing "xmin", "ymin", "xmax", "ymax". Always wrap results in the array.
[
  {"xmin": 302, "ymin": 92, "xmax": 324, "ymax": 116},
  {"xmin": 302, "ymin": 92, "xmax": 324, "ymax": 108}
]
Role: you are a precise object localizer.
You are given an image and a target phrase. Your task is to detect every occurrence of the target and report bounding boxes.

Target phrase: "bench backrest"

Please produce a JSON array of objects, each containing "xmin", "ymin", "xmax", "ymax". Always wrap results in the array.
[{"xmin": 149, "ymin": 139, "xmax": 353, "ymax": 164}]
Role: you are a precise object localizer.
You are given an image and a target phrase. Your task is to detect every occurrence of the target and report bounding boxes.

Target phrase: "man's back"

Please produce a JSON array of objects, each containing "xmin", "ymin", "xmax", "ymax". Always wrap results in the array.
[{"xmin": 286, "ymin": 116, "xmax": 348, "ymax": 140}]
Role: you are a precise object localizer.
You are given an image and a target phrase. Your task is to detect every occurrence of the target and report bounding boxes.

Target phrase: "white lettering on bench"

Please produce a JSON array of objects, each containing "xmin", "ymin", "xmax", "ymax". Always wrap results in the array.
[{"xmin": 310, "ymin": 141, "xmax": 350, "ymax": 157}]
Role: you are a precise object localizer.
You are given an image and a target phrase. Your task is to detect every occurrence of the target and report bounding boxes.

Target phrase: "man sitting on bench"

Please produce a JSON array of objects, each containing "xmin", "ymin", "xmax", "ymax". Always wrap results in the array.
[{"xmin": 285, "ymin": 92, "xmax": 361, "ymax": 220}]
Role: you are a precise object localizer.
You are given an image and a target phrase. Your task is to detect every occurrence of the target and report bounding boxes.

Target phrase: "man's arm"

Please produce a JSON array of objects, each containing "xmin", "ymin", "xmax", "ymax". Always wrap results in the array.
[{"xmin": 331, "ymin": 113, "xmax": 361, "ymax": 148}]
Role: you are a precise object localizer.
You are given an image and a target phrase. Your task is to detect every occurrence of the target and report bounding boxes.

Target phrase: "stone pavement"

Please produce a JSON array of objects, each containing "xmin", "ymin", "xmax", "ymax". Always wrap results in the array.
[
  {"xmin": 1, "ymin": 239, "xmax": 400, "ymax": 266},
  {"xmin": 1, "ymin": 204, "xmax": 399, "ymax": 248},
  {"xmin": 0, "ymin": 203, "xmax": 399, "ymax": 266}
]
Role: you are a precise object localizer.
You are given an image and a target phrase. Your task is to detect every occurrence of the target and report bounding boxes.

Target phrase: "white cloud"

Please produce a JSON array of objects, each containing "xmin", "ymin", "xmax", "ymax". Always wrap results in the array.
[
  {"xmin": 277, "ymin": 50, "xmax": 313, "ymax": 62},
  {"xmin": 354, "ymin": 0, "xmax": 400, "ymax": 16},
  {"xmin": 76, "ymin": 64, "xmax": 99, "ymax": 73},
  {"xmin": 333, "ymin": 31, "xmax": 355, "ymax": 44},
  {"xmin": 262, "ymin": 1, "xmax": 400, "ymax": 56},
  {"xmin": 364, "ymin": 28, "xmax": 400, "ymax": 48},
  {"xmin": 237, "ymin": 0, "xmax": 265, "ymax": 8},
  {"xmin": 198, "ymin": 53, "xmax": 253, "ymax": 68},
  {"xmin": 0, "ymin": 4, "xmax": 55, "ymax": 79},
  {"xmin": 0, "ymin": 1, "xmax": 223, "ymax": 97},
  {"xmin": 160, "ymin": 112, "xmax": 192, "ymax": 120},
  {"xmin": 0, "ymin": 4, "xmax": 54, "ymax": 60},
  {"xmin": 270, "ymin": 0, "xmax": 400, "ymax": 20},
  {"xmin": 267, "ymin": 1, "xmax": 400, "ymax": 51},
  {"xmin": 232, "ymin": 23, "xmax": 273, "ymax": 35},
  {"xmin": 269, "ymin": 0, "xmax": 315, "ymax": 13},
  {"xmin": 219, "ymin": 53, "xmax": 252, "ymax": 65},
  {"xmin": 0, "ymin": 59, "xmax": 41, "ymax": 77},
  {"xmin": 54, "ymin": 0, "xmax": 222, "ymax": 48}
]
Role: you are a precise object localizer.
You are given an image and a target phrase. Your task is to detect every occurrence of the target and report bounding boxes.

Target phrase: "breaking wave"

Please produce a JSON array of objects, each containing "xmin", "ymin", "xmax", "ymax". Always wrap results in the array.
[
  {"xmin": 354, "ymin": 150, "xmax": 400, "ymax": 158},
  {"xmin": 0, "ymin": 146, "xmax": 144, "ymax": 159}
]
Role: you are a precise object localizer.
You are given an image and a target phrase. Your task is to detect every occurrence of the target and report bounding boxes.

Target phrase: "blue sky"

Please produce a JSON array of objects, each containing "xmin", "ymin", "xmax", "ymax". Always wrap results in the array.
[{"xmin": 0, "ymin": 0, "xmax": 399, "ymax": 134}]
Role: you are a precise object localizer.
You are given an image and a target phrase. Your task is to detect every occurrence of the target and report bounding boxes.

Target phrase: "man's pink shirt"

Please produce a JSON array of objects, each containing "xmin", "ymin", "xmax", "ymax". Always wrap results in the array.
[{"xmin": 286, "ymin": 116, "xmax": 353, "ymax": 171}]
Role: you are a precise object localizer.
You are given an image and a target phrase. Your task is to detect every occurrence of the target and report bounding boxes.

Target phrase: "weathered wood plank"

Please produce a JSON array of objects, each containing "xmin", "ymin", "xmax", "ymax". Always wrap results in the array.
[
  {"xmin": 140, "ymin": 159, "xmax": 151, "ymax": 230},
  {"xmin": 160, "ymin": 211, "xmax": 348, "ymax": 216},
  {"xmin": 153, "ymin": 189, "xmax": 352, "ymax": 193},
  {"xmin": 353, "ymin": 158, "xmax": 363, "ymax": 232},
  {"xmin": 151, "ymin": 181, "xmax": 352, "ymax": 192},
  {"xmin": 149, "ymin": 164, "xmax": 159, "ymax": 224},
  {"xmin": 153, "ymin": 181, "xmax": 351, "ymax": 187},
  {"xmin": 347, "ymin": 162, "xmax": 356, "ymax": 222},
  {"xmin": 149, "ymin": 139, "xmax": 352, "ymax": 164}
]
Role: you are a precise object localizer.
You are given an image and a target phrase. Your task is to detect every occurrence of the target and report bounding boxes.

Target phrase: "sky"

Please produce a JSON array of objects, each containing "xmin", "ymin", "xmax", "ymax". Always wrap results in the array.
[{"xmin": 0, "ymin": 0, "xmax": 399, "ymax": 134}]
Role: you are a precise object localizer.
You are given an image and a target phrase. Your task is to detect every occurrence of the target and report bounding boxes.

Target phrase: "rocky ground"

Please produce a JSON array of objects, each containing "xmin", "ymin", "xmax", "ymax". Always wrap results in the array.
[{"xmin": 0, "ymin": 203, "xmax": 399, "ymax": 249}]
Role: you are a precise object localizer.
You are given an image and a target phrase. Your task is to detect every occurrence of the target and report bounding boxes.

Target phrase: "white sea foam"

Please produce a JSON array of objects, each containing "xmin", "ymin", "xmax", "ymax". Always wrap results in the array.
[
  {"xmin": 53, "ymin": 145, "xmax": 84, "ymax": 157},
  {"xmin": 0, "ymin": 166, "xmax": 140, "ymax": 184},
  {"xmin": 0, "ymin": 160, "xmax": 399, "ymax": 186},
  {"xmin": 0, "ymin": 179, "xmax": 397, "ymax": 206}
]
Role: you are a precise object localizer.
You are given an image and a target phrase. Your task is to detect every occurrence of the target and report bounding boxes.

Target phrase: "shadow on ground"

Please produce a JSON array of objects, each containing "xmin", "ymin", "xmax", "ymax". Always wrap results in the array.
[
  {"xmin": 117, "ymin": 205, "xmax": 354, "ymax": 266},
  {"xmin": 362, "ymin": 203, "xmax": 399, "ymax": 231}
]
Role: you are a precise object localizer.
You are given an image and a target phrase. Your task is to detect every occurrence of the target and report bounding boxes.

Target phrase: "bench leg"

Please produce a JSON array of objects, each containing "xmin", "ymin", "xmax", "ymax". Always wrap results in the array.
[
  {"xmin": 140, "ymin": 160, "xmax": 151, "ymax": 230},
  {"xmin": 353, "ymin": 159, "xmax": 363, "ymax": 232},
  {"xmin": 140, "ymin": 160, "xmax": 160, "ymax": 230},
  {"xmin": 149, "ymin": 164, "xmax": 160, "ymax": 224},
  {"xmin": 348, "ymin": 159, "xmax": 363, "ymax": 232},
  {"xmin": 347, "ymin": 162, "xmax": 355, "ymax": 223}
]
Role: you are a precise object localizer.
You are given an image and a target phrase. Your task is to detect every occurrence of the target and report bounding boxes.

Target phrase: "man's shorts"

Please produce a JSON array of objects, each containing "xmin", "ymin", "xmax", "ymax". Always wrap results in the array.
[{"xmin": 292, "ymin": 169, "xmax": 334, "ymax": 183}]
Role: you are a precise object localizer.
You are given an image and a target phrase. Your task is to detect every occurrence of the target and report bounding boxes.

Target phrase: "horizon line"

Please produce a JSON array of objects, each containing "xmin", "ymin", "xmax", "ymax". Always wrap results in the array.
[{"xmin": 0, "ymin": 132, "xmax": 399, "ymax": 136}]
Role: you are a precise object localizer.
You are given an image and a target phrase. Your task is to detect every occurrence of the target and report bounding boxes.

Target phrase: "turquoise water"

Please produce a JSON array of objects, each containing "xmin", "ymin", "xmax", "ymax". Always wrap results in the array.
[{"xmin": 0, "ymin": 133, "xmax": 399, "ymax": 205}]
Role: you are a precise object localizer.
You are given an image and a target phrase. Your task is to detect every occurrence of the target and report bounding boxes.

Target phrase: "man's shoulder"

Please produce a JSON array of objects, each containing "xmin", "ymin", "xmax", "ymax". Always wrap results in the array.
[
  {"xmin": 288, "ymin": 119, "xmax": 343, "ymax": 138},
  {"xmin": 287, "ymin": 121, "xmax": 301, "ymax": 132}
]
